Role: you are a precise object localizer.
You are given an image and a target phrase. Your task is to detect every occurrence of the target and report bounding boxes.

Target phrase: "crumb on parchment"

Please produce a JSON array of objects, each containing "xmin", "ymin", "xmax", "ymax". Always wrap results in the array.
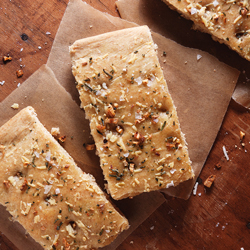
[
  {"xmin": 85, "ymin": 144, "xmax": 95, "ymax": 151},
  {"xmin": 11, "ymin": 103, "xmax": 19, "ymax": 110},
  {"xmin": 51, "ymin": 127, "xmax": 60, "ymax": 137}
]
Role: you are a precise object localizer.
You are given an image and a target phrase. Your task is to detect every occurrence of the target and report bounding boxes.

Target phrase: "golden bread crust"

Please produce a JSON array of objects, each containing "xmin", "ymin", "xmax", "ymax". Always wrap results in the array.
[
  {"xmin": 70, "ymin": 26, "xmax": 194, "ymax": 200},
  {"xmin": 0, "ymin": 106, "xmax": 129, "ymax": 249},
  {"xmin": 162, "ymin": 0, "xmax": 250, "ymax": 60}
]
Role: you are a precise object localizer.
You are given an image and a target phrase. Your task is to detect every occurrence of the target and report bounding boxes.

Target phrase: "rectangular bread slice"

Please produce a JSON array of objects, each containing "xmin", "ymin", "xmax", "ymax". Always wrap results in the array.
[
  {"xmin": 69, "ymin": 26, "xmax": 194, "ymax": 200},
  {"xmin": 162, "ymin": 0, "xmax": 250, "ymax": 61},
  {"xmin": 0, "ymin": 106, "xmax": 129, "ymax": 250}
]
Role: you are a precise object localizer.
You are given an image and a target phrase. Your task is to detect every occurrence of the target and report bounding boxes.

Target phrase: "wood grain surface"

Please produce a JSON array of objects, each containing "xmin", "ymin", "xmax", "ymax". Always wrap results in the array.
[{"xmin": 1, "ymin": 0, "xmax": 250, "ymax": 250}]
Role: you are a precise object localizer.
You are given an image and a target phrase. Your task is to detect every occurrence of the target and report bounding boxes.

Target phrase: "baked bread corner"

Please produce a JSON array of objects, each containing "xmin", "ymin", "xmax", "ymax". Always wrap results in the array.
[{"xmin": 0, "ymin": 106, "xmax": 129, "ymax": 249}]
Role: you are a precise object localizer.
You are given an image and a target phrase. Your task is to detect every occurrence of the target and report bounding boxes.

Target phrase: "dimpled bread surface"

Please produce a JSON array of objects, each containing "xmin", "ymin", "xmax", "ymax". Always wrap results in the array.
[
  {"xmin": 162, "ymin": 0, "xmax": 250, "ymax": 61},
  {"xmin": 0, "ymin": 106, "xmax": 129, "ymax": 250},
  {"xmin": 70, "ymin": 26, "xmax": 194, "ymax": 200}
]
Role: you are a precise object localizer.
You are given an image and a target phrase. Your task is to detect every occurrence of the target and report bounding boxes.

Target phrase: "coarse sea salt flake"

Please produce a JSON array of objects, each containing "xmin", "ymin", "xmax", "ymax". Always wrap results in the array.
[
  {"xmin": 102, "ymin": 82, "xmax": 108, "ymax": 89},
  {"xmin": 191, "ymin": 7, "xmax": 197, "ymax": 15},
  {"xmin": 101, "ymin": 90, "xmax": 107, "ymax": 97},
  {"xmin": 0, "ymin": 81, "xmax": 5, "ymax": 86},
  {"xmin": 222, "ymin": 145, "xmax": 229, "ymax": 161},
  {"xmin": 193, "ymin": 182, "xmax": 198, "ymax": 195},
  {"xmin": 120, "ymin": 96, "xmax": 125, "ymax": 101},
  {"xmin": 147, "ymin": 81, "xmax": 152, "ymax": 87},
  {"xmin": 135, "ymin": 76, "xmax": 142, "ymax": 85},
  {"xmin": 213, "ymin": 0, "xmax": 219, "ymax": 7},
  {"xmin": 34, "ymin": 151, "xmax": 40, "ymax": 158},
  {"xmin": 135, "ymin": 112, "xmax": 142, "ymax": 120},
  {"xmin": 45, "ymin": 151, "xmax": 51, "ymax": 162},
  {"xmin": 197, "ymin": 54, "xmax": 202, "ymax": 61},
  {"xmin": 44, "ymin": 185, "xmax": 52, "ymax": 194},
  {"xmin": 170, "ymin": 169, "xmax": 176, "ymax": 174},
  {"xmin": 147, "ymin": 75, "xmax": 155, "ymax": 87},
  {"xmin": 166, "ymin": 180, "xmax": 174, "ymax": 188}
]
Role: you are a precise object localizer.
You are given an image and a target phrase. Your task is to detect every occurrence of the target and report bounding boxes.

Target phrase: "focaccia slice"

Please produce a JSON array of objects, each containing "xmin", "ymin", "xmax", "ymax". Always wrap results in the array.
[
  {"xmin": 70, "ymin": 26, "xmax": 194, "ymax": 200},
  {"xmin": 0, "ymin": 107, "xmax": 129, "ymax": 250},
  {"xmin": 162, "ymin": 0, "xmax": 250, "ymax": 61}
]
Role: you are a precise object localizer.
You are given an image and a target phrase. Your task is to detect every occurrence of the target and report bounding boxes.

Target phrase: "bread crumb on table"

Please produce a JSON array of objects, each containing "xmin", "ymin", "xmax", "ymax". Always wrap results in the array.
[
  {"xmin": 204, "ymin": 175, "xmax": 216, "ymax": 188},
  {"xmin": 16, "ymin": 69, "xmax": 24, "ymax": 78},
  {"xmin": 3, "ymin": 55, "xmax": 12, "ymax": 62},
  {"xmin": 215, "ymin": 162, "xmax": 222, "ymax": 169}
]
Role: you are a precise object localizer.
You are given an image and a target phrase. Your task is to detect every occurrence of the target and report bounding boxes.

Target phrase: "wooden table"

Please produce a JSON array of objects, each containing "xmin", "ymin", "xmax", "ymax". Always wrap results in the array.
[{"xmin": 1, "ymin": 0, "xmax": 250, "ymax": 249}]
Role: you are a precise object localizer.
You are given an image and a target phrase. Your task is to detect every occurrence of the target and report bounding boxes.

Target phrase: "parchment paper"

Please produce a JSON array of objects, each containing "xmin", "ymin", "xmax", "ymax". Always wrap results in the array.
[
  {"xmin": 116, "ymin": 0, "xmax": 250, "ymax": 109},
  {"xmin": 0, "ymin": 65, "xmax": 165, "ymax": 250},
  {"xmin": 47, "ymin": 0, "xmax": 135, "ymax": 103},
  {"xmin": 47, "ymin": 0, "xmax": 239, "ymax": 199}
]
